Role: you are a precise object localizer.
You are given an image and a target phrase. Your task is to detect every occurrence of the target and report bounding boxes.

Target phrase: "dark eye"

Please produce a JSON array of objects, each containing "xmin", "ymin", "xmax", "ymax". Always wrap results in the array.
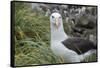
[{"xmin": 52, "ymin": 16, "xmax": 54, "ymax": 18}]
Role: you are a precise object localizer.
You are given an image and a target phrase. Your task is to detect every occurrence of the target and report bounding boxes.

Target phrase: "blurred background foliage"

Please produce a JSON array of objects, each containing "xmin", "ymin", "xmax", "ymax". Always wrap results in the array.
[{"xmin": 14, "ymin": 2, "xmax": 97, "ymax": 66}]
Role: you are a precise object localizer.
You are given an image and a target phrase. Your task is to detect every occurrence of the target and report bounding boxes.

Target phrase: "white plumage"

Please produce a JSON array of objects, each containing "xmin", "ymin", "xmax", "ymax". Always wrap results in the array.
[{"xmin": 50, "ymin": 12, "xmax": 96, "ymax": 63}]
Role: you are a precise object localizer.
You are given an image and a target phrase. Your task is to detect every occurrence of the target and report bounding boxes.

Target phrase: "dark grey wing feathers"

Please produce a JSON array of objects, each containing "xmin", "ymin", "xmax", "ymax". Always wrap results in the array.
[{"xmin": 62, "ymin": 37, "xmax": 97, "ymax": 55}]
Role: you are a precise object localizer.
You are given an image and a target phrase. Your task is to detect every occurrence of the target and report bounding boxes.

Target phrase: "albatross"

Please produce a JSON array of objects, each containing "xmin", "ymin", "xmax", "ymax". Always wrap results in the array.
[{"xmin": 50, "ymin": 12, "xmax": 97, "ymax": 63}]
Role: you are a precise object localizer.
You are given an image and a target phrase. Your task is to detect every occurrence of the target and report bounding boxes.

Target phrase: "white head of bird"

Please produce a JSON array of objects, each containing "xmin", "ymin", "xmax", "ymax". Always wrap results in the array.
[
  {"xmin": 50, "ymin": 12, "xmax": 68, "ymax": 41},
  {"xmin": 50, "ymin": 12, "xmax": 63, "ymax": 30}
]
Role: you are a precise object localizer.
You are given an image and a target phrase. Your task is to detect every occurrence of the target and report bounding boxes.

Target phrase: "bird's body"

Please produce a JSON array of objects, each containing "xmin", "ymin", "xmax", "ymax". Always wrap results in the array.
[{"xmin": 50, "ymin": 12, "xmax": 97, "ymax": 63}]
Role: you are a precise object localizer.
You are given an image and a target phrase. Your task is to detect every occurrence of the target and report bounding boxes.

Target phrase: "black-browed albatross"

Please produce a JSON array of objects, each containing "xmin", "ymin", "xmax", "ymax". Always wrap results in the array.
[{"xmin": 50, "ymin": 12, "xmax": 97, "ymax": 62}]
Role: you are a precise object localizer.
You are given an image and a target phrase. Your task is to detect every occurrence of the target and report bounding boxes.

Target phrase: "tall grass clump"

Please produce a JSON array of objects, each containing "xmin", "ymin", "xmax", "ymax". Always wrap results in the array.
[{"xmin": 14, "ymin": 2, "xmax": 64, "ymax": 66}]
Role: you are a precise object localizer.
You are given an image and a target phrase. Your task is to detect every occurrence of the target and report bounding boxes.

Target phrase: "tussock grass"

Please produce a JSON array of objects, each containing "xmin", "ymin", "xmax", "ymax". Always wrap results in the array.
[{"xmin": 14, "ymin": 3, "xmax": 64, "ymax": 66}]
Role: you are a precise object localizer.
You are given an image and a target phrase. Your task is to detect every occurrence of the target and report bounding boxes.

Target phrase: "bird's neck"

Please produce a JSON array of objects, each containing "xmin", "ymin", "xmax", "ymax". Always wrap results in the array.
[{"xmin": 51, "ymin": 23, "xmax": 69, "ymax": 41}]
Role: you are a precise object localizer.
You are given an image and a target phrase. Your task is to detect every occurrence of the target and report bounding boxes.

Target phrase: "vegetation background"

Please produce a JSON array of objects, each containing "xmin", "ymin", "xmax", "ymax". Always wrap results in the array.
[{"xmin": 14, "ymin": 2, "xmax": 97, "ymax": 66}]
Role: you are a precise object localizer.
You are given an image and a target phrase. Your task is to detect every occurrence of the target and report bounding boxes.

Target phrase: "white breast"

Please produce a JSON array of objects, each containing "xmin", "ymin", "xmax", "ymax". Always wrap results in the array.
[{"xmin": 51, "ymin": 41, "xmax": 81, "ymax": 62}]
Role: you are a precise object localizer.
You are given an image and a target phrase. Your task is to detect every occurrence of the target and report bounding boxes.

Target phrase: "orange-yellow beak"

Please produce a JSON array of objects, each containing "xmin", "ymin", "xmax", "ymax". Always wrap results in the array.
[{"xmin": 55, "ymin": 18, "xmax": 59, "ymax": 29}]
